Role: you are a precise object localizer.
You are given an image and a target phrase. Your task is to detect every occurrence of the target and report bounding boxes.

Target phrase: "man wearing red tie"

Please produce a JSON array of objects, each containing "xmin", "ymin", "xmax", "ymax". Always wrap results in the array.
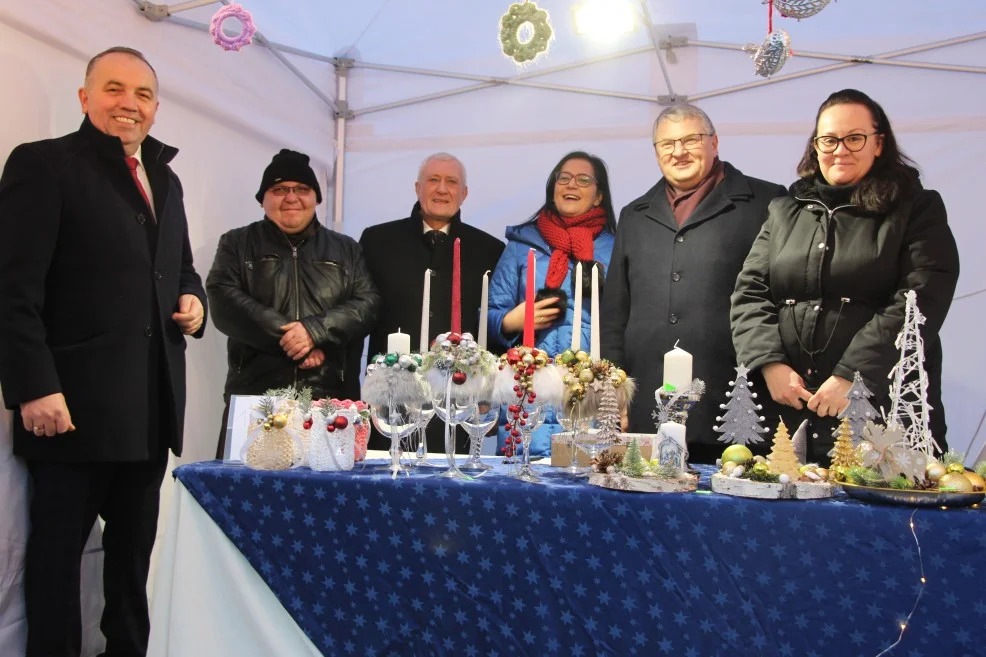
[{"xmin": 0, "ymin": 47, "xmax": 206, "ymax": 656}]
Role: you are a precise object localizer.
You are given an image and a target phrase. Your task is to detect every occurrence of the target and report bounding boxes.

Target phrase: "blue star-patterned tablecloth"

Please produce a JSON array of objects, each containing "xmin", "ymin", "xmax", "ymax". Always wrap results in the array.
[{"xmin": 174, "ymin": 461, "xmax": 986, "ymax": 656}]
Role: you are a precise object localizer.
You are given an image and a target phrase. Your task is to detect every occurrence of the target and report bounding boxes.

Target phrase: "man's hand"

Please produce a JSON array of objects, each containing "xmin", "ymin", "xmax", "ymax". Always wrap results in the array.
[
  {"xmin": 172, "ymin": 294, "xmax": 204, "ymax": 335},
  {"xmin": 280, "ymin": 321, "xmax": 316, "ymax": 361},
  {"xmin": 807, "ymin": 375, "xmax": 852, "ymax": 418},
  {"xmin": 299, "ymin": 348, "xmax": 325, "ymax": 370},
  {"xmin": 21, "ymin": 393, "xmax": 75, "ymax": 437},
  {"xmin": 762, "ymin": 362, "xmax": 812, "ymax": 410}
]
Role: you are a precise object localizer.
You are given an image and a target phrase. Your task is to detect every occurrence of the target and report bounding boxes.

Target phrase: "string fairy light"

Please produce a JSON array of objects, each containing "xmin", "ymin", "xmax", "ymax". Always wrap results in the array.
[{"xmin": 874, "ymin": 509, "xmax": 925, "ymax": 657}]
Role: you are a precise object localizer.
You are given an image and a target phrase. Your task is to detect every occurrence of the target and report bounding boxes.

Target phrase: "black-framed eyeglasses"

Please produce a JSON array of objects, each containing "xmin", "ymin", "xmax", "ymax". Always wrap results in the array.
[
  {"xmin": 653, "ymin": 133, "xmax": 712, "ymax": 154},
  {"xmin": 813, "ymin": 132, "xmax": 880, "ymax": 154},
  {"xmin": 555, "ymin": 172, "xmax": 596, "ymax": 188},
  {"xmin": 270, "ymin": 184, "xmax": 314, "ymax": 197}
]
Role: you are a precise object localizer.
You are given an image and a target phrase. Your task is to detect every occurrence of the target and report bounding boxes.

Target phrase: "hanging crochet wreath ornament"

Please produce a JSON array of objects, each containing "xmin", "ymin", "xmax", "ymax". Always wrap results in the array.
[
  {"xmin": 209, "ymin": 3, "xmax": 258, "ymax": 52},
  {"xmin": 499, "ymin": 1, "xmax": 553, "ymax": 65},
  {"xmin": 768, "ymin": 0, "xmax": 832, "ymax": 20}
]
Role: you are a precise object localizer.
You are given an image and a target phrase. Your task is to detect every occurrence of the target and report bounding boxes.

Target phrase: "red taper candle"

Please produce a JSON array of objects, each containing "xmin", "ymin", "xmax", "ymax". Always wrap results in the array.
[
  {"xmin": 523, "ymin": 248, "xmax": 535, "ymax": 347},
  {"xmin": 451, "ymin": 237, "xmax": 462, "ymax": 334}
]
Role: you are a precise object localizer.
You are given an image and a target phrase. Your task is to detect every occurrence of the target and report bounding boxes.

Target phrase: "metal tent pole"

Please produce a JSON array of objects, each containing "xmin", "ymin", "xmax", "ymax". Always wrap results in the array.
[{"xmin": 332, "ymin": 59, "xmax": 353, "ymax": 231}]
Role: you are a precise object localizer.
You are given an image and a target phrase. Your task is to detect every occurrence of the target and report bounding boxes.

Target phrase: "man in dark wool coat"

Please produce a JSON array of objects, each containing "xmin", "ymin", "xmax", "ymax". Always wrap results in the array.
[
  {"xmin": 601, "ymin": 104, "xmax": 786, "ymax": 464},
  {"xmin": 359, "ymin": 153, "xmax": 504, "ymax": 453},
  {"xmin": 0, "ymin": 47, "xmax": 207, "ymax": 656}
]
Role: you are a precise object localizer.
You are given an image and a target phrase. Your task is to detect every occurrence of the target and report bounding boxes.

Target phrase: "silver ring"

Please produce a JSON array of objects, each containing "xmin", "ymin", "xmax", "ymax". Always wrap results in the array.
[{"xmin": 33, "ymin": 426, "xmax": 44, "ymax": 434}]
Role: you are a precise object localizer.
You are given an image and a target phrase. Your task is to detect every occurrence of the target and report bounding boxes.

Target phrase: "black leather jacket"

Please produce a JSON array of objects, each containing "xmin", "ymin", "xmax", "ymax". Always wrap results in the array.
[{"xmin": 206, "ymin": 217, "xmax": 380, "ymax": 398}]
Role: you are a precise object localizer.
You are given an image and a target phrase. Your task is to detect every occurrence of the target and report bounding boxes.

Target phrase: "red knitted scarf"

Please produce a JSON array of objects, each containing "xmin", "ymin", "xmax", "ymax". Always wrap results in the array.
[{"xmin": 536, "ymin": 206, "xmax": 607, "ymax": 289}]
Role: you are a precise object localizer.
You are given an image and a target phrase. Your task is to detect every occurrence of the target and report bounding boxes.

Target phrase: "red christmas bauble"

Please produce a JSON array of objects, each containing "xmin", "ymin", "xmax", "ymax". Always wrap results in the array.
[
  {"xmin": 448, "ymin": 333, "xmax": 462, "ymax": 345},
  {"xmin": 326, "ymin": 424, "xmax": 336, "ymax": 432},
  {"xmin": 452, "ymin": 371, "xmax": 468, "ymax": 385},
  {"xmin": 333, "ymin": 416, "xmax": 349, "ymax": 430}
]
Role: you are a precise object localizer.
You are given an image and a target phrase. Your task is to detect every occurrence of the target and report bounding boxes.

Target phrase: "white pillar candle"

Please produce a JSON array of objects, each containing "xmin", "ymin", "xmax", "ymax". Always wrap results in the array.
[
  {"xmin": 478, "ymin": 270, "xmax": 489, "ymax": 350},
  {"xmin": 589, "ymin": 264, "xmax": 600, "ymax": 360},
  {"xmin": 419, "ymin": 269, "xmax": 431, "ymax": 352},
  {"xmin": 663, "ymin": 341, "xmax": 693, "ymax": 392},
  {"xmin": 571, "ymin": 262, "xmax": 582, "ymax": 352},
  {"xmin": 387, "ymin": 330, "xmax": 410, "ymax": 355},
  {"xmin": 653, "ymin": 421, "xmax": 687, "ymax": 471}
]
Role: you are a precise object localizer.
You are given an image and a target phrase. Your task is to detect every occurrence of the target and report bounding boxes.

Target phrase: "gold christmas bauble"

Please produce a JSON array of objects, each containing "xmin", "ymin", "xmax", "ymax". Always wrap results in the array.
[
  {"xmin": 721, "ymin": 460, "xmax": 736, "ymax": 474},
  {"xmin": 963, "ymin": 471, "xmax": 985, "ymax": 491},
  {"xmin": 945, "ymin": 463, "xmax": 966, "ymax": 475},
  {"xmin": 271, "ymin": 413, "xmax": 288, "ymax": 429},
  {"xmin": 522, "ymin": 354, "xmax": 535, "ymax": 365},
  {"xmin": 575, "ymin": 350, "xmax": 589, "ymax": 362},
  {"xmin": 816, "ymin": 468, "xmax": 829, "ymax": 481},
  {"xmin": 752, "ymin": 462, "xmax": 769, "ymax": 476},
  {"xmin": 579, "ymin": 369, "xmax": 595, "ymax": 383},
  {"xmin": 570, "ymin": 382, "xmax": 585, "ymax": 397},
  {"xmin": 925, "ymin": 462, "xmax": 946, "ymax": 482},
  {"xmin": 262, "ymin": 422, "xmax": 272, "ymax": 431},
  {"xmin": 938, "ymin": 472, "xmax": 974, "ymax": 493},
  {"xmin": 721, "ymin": 444, "xmax": 753, "ymax": 465}
]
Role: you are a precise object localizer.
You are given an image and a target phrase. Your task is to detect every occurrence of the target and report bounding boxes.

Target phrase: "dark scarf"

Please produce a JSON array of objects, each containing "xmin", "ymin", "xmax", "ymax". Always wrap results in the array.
[
  {"xmin": 536, "ymin": 206, "xmax": 608, "ymax": 290},
  {"xmin": 665, "ymin": 157, "xmax": 726, "ymax": 226},
  {"xmin": 814, "ymin": 175, "xmax": 857, "ymax": 209}
]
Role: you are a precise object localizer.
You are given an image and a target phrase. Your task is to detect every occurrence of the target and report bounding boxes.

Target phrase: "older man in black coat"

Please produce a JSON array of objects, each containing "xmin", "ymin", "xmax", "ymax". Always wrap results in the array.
[
  {"xmin": 601, "ymin": 105, "xmax": 786, "ymax": 464},
  {"xmin": 359, "ymin": 153, "xmax": 504, "ymax": 453},
  {"xmin": 0, "ymin": 47, "xmax": 206, "ymax": 657}
]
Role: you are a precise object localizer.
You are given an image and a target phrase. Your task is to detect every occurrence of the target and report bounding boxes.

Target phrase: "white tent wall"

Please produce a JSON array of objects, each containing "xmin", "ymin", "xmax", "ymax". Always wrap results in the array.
[{"xmin": 0, "ymin": 0, "xmax": 984, "ymax": 652}]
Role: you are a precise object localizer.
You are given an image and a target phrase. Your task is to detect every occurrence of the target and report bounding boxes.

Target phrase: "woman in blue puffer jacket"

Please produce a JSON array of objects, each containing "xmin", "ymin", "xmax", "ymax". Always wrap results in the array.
[{"xmin": 487, "ymin": 151, "xmax": 617, "ymax": 458}]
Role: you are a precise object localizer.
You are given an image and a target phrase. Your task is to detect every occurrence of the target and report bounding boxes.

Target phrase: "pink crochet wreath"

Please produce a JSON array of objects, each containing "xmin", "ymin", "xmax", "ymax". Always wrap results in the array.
[{"xmin": 209, "ymin": 3, "xmax": 257, "ymax": 52}]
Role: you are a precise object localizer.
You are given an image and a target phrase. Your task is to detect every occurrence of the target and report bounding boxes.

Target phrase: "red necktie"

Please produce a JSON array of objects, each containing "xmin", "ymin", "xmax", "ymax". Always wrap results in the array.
[{"xmin": 125, "ymin": 157, "xmax": 153, "ymax": 217}]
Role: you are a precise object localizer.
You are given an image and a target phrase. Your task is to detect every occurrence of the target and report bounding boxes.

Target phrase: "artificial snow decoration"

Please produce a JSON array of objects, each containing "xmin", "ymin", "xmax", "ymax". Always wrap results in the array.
[
  {"xmin": 499, "ymin": 1, "xmax": 553, "ymax": 64},
  {"xmin": 420, "ymin": 332, "xmax": 497, "ymax": 402},
  {"xmin": 839, "ymin": 372, "xmax": 879, "ymax": 445},
  {"xmin": 769, "ymin": 0, "xmax": 832, "ymax": 19},
  {"xmin": 886, "ymin": 291, "xmax": 939, "ymax": 456},
  {"xmin": 744, "ymin": 29, "xmax": 791, "ymax": 77},
  {"xmin": 362, "ymin": 353, "xmax": 429, "ymax": 406},
  {"xmin": 714, "ymin": 364, "xmax": 768, "ymax": 445}
]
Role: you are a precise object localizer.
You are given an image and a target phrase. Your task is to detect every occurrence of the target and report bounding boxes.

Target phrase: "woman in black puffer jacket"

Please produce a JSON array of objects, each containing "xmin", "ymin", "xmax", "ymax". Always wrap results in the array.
[{"xmin": 731, "ymin": 89, "xmax": 960, "ymax": 463}]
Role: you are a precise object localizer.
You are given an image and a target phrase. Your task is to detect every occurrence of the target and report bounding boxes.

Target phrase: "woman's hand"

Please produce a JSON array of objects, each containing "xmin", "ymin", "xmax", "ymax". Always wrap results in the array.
[
  {"xmin": 501, "ymin": 297, "xmax": 562, "ymax": 334},
  {"xmin": 762, "ymin": 362, "xmax": 812, "ymax": 409},
  {"xmin": 807, "ymin": 375, "xmax": 851, "ymax": 418}
]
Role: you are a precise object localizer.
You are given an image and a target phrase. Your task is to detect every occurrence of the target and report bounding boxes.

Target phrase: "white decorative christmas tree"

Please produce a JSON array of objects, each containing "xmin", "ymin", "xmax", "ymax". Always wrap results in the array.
[
  {"xmin": 839, "ymin": 372, "xmax": 879, "ymax": 445},
  {"xmin": 596, "ymin": 384, "xmax": 622, "ymax": 445},
  {"xmin": 886, "ymin": 291, "xmax": 939, "ymax": 456},
  {"xmin": 714, "ymin": 364, "xmax": 768, "ymax": 445}
]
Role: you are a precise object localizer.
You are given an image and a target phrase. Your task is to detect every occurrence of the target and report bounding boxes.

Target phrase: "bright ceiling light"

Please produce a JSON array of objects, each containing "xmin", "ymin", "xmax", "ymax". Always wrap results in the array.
[{"xmin": 573, "ymin": 0, "xmax": 636, "ymax": 38}]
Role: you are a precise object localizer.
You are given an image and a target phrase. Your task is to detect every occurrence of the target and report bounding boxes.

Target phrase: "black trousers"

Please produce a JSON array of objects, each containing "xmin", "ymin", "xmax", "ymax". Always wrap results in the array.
[{"xmin": 24, "ymin": 450, "xmax": 169, "ymax": 657}]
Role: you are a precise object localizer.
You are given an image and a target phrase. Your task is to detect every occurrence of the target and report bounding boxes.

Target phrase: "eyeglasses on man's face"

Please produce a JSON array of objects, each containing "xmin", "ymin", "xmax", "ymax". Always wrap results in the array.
[
  {"xmin": 654, "ymin": 133, "xmax": 712, "ymax": 155},
  {"xmin": 555, "ymin": 172, "xmax": 596, "ymax": 188},
  {"xmin": 270, "ymin": 184, "xmax": 314, "ymax": 197},
  {"xmin": 813, "ymin": 132, "xmax": 880, "ymax": 154}
]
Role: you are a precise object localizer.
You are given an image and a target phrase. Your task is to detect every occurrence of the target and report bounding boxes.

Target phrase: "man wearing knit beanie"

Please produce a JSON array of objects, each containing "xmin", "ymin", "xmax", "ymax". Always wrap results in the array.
[{"xmin": 207, "ymin": 149, "xmax": 381, "ymax": 457}]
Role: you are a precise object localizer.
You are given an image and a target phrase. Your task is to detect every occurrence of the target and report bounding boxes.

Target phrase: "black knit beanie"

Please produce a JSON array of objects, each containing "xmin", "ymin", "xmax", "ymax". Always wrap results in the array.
[{"xmin": 256, "ymin": 149, "xmax": 322, "ymax": 203}]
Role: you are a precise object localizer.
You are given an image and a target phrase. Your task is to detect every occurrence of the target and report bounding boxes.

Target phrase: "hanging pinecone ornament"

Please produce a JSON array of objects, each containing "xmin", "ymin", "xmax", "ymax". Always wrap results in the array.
[{"xmin": 769, "ymin": 0, "xmax": 832, "ymax": 20}]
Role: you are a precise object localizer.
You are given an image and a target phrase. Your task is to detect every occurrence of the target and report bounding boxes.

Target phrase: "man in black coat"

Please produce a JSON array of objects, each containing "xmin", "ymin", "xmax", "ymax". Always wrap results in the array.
[
  {"xmin": 601, "ymin": 105, "xmax": 786, "ymax": 464},
  {"xmin": 208, "ymin": 149, "xmax": 381, "ymax": 457},
  {"xmin": 359, "ymin": 153, "xmax": 504, "ymax": 453},
  {"xmin": 0, "ymin": 47, "xmax": 207, "ymax": 656}
]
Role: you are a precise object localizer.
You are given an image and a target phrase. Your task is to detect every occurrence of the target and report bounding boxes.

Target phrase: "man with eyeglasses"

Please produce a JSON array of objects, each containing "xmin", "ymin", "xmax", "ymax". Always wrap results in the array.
[
  {"xmin": 207, "ymin": 149, "xmax": 381, "ymax": 458},
  {"xmin": 601, "ymin": 104, "xmax": 786, "ymax": 464},
  {"xmin": 358, "ymin": 152, "xmax": 504, "ymax": 453}
]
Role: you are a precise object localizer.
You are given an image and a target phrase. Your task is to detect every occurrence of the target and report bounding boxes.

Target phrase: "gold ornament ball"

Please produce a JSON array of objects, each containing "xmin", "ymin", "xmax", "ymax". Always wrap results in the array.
[
  {"xmin": 945, "ymin": 463, "xmax": 966, "ymax": 475},
  {"xmin": 522, "ymin": 354, "xmax": 535, "ymax": 365},
  {"xmin": 262, "ymin": 422, "xmax": 272, "ymax": 431},
  {"xmin": 722, "ymin": 444, "xmax": 754, "ymax": 465},
  {"xmin": 271, "ymin": 413, "xmax": 288, "ymax": 429},
  {"xmin": 575, "ymin": 350, "xmax": 589, "ymax": 362},
  {"xmin": 570, "ymin": 382, "xmax": 585, "ymax": 397},
  {"xmin": 938, "ymin": 472, "xmax": 974, "ymax": 493},
  {"xmin": 721, "ymin": 460, "xmax": 737, "ymax": 474},
  {"xmin": 963, "ymin": 471, "xmax": 985, "ymax": 491},
  {"xmin": 579, "ymin": 368, "xmax": 595, "ymax": 383},
  {"xmin": 925, "ymin": 462, "xmax": 946, "ymax": 482},
  {"xmin": 816, "ymin": 467, "xmax": 829, "ymax": 481},
  {"xmin": 534, "ymin": 353, "xmax": 548, "ymax": 367},
  {"xmin": 752, "ymin": 462, "xmax": 769, "ymax": 476}
]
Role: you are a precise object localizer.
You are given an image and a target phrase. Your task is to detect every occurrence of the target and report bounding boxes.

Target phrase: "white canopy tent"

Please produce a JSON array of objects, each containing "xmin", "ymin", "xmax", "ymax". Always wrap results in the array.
[{"xmin": 1, "ymin": 0, "xmax": 984, "ymax": 653}]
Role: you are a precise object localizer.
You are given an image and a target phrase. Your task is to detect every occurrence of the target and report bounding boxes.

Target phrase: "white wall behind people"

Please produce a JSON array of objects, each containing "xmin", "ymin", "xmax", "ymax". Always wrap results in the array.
[{"xmin": 0, "ymin": 6, "xmax": 984, "ymax": 640}]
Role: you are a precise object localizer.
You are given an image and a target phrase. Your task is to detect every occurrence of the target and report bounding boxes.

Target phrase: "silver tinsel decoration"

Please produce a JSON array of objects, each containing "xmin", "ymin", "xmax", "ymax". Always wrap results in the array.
[
  {"xmin": 743, "ymin": 29, "xmax": 791, "ymax": 78},
  {"xmin": 766, "ymin": 0, "xmax": 832, "ymax": 20}
]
